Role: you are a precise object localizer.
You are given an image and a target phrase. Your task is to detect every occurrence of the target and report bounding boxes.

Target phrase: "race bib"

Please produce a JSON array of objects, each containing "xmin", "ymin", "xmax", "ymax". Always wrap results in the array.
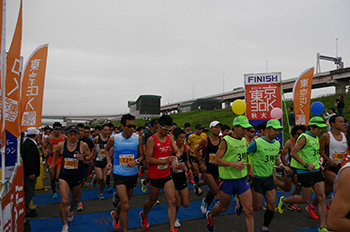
[
  {"xmin": 209, "ymin": 153, "xmax": 216, "ymax": 164},
  {"xmin": 119, "ymin": 154, "xmax": 134, "ymax": 167},
  {"xmin": 333, "ymin": 152, "xmax": 345, "ymax": 163},
  {"xmin": 64, "ymin": 158, "xmax": 79, "ymax": 170},
  {"xmin": 173, "ymin": 162, "xmax": 185, "ymax": 173},
  {"xmin": 157, "ymin": 157, "xmax": 169, "ymax": 169},
  {"xmin": 53, "ymin": 145, "xmax": 57, "ymax": 152},
  {"xmin": 96, "ymin": 150, "xmax": 106, "ymax": 161}
]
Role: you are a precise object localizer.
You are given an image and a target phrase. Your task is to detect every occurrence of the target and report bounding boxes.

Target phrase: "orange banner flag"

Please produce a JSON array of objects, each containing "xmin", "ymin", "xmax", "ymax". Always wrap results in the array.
[
  {"xmin": 21, "ymin": 44, "xmax": 49, "ymax": 131},
  {"xmin": 4, "ymin": 0, "xmax": 22, "ymax": 140},
  {"xmin": 293, "ymin": 67, "xmax": 314, "ymax": 126}
]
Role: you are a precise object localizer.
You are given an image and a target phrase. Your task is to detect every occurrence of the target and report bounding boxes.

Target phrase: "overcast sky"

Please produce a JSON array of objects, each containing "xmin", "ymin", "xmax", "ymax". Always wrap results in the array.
[{"xmin": 6, "ymin": 0, "xmax": 350, "ymax": 116}]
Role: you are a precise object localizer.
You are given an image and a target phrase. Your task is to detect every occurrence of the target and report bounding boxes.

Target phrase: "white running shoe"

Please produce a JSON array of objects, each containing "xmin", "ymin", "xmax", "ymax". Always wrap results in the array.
[
  {"xmin": 67, "ymin": 206, "xmax": 74, "ymax": 222},
  {"xmin": 175, "ymin": 218, "xmax": 181, "ymax": 228},
  {"xmin": 61, "ymin": 225, "xmax": 69, "ymax": 232},
  {"xmin": 77, "ymin": 202, "xmax": 83, "ymax": 212},
  {"xmin": 200, "ymin": 198, "xmax": 208, "ymax": 215}
]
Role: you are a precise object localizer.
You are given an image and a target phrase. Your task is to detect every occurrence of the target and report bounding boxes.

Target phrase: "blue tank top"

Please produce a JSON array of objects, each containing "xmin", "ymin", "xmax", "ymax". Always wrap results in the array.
[
  {"xmin": 113, "ymin": 133, "xmax": 139, "ymax": 176},
  {"xmin": 60, "ymin": 140, "xmax": 82, "ymax": 176}
]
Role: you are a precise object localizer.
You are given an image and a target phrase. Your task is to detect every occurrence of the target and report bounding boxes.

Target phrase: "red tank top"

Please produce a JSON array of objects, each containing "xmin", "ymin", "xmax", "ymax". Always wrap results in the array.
[
  {"xmin": 50, "ymin": 134, "xmax": 64, "ymax": 155},
  {"xmin": 147, "ymin": 134, "xmax": 172, "ymax": 179}
]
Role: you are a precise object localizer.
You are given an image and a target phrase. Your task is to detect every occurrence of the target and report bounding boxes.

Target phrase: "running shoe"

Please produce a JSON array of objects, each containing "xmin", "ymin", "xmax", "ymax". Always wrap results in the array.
[
  {"xmin": 171, "ymin": 229, "xmax": 178, "ymax": 232},
  {"xmin": 194, "ymin": 184, "xmax": 203, "ymax": 196},
  {"xmin": 67, "ymin": 206, "xmax": 74, "ymax": 222},
  {"xmin": 139, "ymin": 211, "xmax": 149, "ymax": 230},
  {"xmin": 201, "ymin": 198, "xmax": 209, "ymax": 215},
  {"xmin": 318, "ymin": 226, "xmax": 328, "ymax": 232},
  {"xmin": 113, "ymin": 192, "xmax": 120, "ymax": 209},
  {"xmin": 61, "ymin": 225, "xmax": 69, "ymax": 232},
  {"xmin": 110, "ymin": 211, "xmax": 120, "ymax": 230},
  {"xmin": 175, "ymin": 218, "xmax": 181, "ymax": 228},
  {"xmin": 206, "ymin": 211, "xmax": 214, "ymax": 232},
  {"xmin": 277, "ymin": 196, "xmax": 286, "ymax": 214},
  {"xmin": 188, "ymin": 179, "xmax": 195, "ymax": 184},
  {"xmin": 98, "ymin": 193, "xmax": 105, "ymax": 200},
  {"xmin": 154, "ymin": 200, "xmax": 160, "ymax": 206},
  {"xmin": 235, "ymin": 199, "xmax": 243, "ymax": 216},
  {"xmin": 141, "ymin": 179, "xmax": 147, "ymax": 193},
  {"xmin": 305, "ymin": 205, "xmax": 319, "ymax": 220},
  {"xmin": 107, "ymin": 186, "xmax": 113, "ymax": 193},
  {"xmin": 287, "ymin": 203, "xmax": 301, "ymax": 212},
  {"xmin": 92, "ymin": 174, "xmax": 97, "ymax": 188},
  {"xmin": 77, "ymin": 202, "xmax": 83, "ymax": 212},
  {"xmin": 52, "ymin": 192, "xmax": 58, "ymax": 199},
  {"xmin": 83, "ymin": 182, "xmax": 88, "ymax": 188}
]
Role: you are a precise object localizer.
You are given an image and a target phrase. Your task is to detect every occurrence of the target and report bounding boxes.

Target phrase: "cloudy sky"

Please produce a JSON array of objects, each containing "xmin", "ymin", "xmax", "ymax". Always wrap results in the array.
[{"xmin": 6, "ymin": 0, "xmax": 350, "ymax": 116}]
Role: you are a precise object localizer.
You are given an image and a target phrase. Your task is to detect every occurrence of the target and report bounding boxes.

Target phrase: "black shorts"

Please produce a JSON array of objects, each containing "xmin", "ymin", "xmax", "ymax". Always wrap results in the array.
[
  {"xmin": 172, "ymin": 173, "xmax": 187, "ymax": 191},
  {"xmin": 149, "ymin": 175, "xmax": 172, "ymax": 189},
  {"xmin": 252, "ymin": 175, "xmax": 275, "ymax": 195},
  {"xmin": 95, "ymin": 160, "xmax": 107, "ymax": 169},
  {"xmin": 297, "ymin": 170, "xmax": 325, "ymax": 188},
  {"xmin": 324, "ymin": 162, "xmax": 341, "ymax": 175},
  {"xmin": 59, "ymin": 173, "xmax": 82, "ymax": 189},
  {"xmin": 113, "ymin": 174, "xmax": 138, "ymax": 190},
  {"xmin": 80, "ymin": 164, "xmax": 89, "ymax": 179},
  {"xmin": 205, "ymin": 165, "xmax": 219, "ymax": 180},
  {"xmin": 189, "ymin": 155, "xmax": 199, "ymax": 164}
]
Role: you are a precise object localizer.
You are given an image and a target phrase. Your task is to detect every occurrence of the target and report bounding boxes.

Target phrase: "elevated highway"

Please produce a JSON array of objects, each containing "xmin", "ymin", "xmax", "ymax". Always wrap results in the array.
[{"xmin": 160, "ymin": 67, "xmax": 350, "ymax": 113}]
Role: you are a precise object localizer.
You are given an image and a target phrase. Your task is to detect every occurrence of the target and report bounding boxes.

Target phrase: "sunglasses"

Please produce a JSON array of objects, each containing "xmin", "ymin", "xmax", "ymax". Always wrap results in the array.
[
  {"xmin": 249, "ymin": 130, "xmax": 255, "ymax": 133},
  {"xmin": 54, "ymin": 128, "xmax": 62, "ymax": 130},
  {"xmin": 296, "ymin": 132, "xmax": 302, "ymax": 135},
  {"xmin": 126, "ymin": 124, "xmax": 136, "ymax": 129},
  {"xmin": 159, "ymin": 124, "xmax": 172, "ymax": 131}
]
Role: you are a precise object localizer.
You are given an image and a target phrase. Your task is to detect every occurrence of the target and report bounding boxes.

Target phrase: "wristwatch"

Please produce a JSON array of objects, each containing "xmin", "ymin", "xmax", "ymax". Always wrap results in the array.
[
  {"xmin": 135, "ymin": 159, "xmax": 140, "ymax": 164},
  {"xmin": 304, "ymin": 163, "xmax": 309, "ymax": 168}
]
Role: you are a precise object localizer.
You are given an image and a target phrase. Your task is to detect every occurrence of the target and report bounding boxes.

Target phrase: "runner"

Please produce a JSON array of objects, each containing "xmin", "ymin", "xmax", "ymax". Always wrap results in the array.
[
  {"xmin": 139, "ymin": 115, "xmax": 180, "ymax": 232},
  {"xmin": 171, "ymin": 127, "xmax": 193, "ymax": 228},
  {"xmin": 187, "ymin": 123, "xmax": 207, "ymax": 195},
  {"xmin": 279, "ymin": 125, "xmax": 306, "ymax": 212},
  {"xmin": 184, "ymin": 122, "xmax": 193, "ymax": 141},
  {"xmin": 206, "ymin": 116, "xmax": 254, "ymax": 232},
  {"xmin": 92, "ymin": 123, "xmax": 111, "ymax": 200},
  {"xmin": 105, "ymin": 114, "xmax": 144, "ymax": 232},
  {"xmin": 327, "ymin": 159, "xmax": 350, "ymax": 230},
  {"xmin": 306, "ymin": 115, "xmax": 347, "ymax": 219},
  {"xmin": 76, "ymin": 123, "xmax": 95, "ymax": 212},
  {"xmin": 50, "ymin": 125, "xmax": 92, "ymax": 232},
  {"xmin": 195, "ymin": 121, "xmax": 222, "ymax": 215},
  {"xmin": 277, "ymin": 116, "xmax": 328, "ymax": 232},
  {"xmin": 245, "ymin": 126, "xmax": 256, "ymax": 145},
  {"xmin": 44, "ymin": 122, "xmax": 66, "ymax": 199},
  {"xmin": 248, "ymin": 119, "xmax": 288, "ymax": 232}
]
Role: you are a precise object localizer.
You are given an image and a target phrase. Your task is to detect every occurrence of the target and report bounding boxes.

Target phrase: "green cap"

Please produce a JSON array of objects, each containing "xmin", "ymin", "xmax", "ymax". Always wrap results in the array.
[
  {"xmin": 308, "ymin": 116, "xmax": 327, "ymax": 128},
  {"xmin": 232, "ymin": 116, "xmax": 252, "ymax": 128},
  {"xmin": 266, "ymin": 119, "xmax": 283, "ymax": 130}
]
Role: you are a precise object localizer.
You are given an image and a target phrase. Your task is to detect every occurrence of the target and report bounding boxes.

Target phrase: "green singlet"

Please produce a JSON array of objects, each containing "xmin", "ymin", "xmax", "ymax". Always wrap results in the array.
[
  {"xmin": 251, "ymin": 137, "xmax": 280, "ymax": 177},
  {"xmin": 219, "ymin": 136, "xmax": 248, "ymax": 179},
  {"xmin": 290, "ymin": 132, "xmax": 320, "ymax": 170}
]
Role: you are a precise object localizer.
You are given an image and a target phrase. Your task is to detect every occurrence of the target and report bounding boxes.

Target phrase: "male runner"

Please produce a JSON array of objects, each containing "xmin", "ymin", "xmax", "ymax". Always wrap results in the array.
[
  {"xmin": 248, "ymin": 119, "xmax": 288, "ymax": 232},
  {"xmin": 279, "ymin": 125, "xmax": 306, "ymax": 212},
  {"xmin": 92, "ymin": 123, "xmax": 110, "ymax": 200},
  {"xmin": 327, "ymin": 161, "xmax": 350, "ymax": 231},
  {"xmin": 187, "ymin": 123, "xmax": 207, "ymax": 195},
  {"xmin": 306, "ymin": 115, "xmax": 347, "ymax": 219},
  {"xmin": 139, "ymin": 115, "xmax": 180, "ymax": 232},
  {"xmin": 50, "ymin": 125, "xmax": 92, "ymax": 232},
  {"xmin": 206, "ymin": 116, "xmax": 254, "ymax": 232},
  {"xmin": 76, "ymin": 123, "xmax": 95, "ymax": 212},
  {"xmin": 277, "ymin": 117, "xmax": 328, "ymax": 232},
  {"xmin": 44, "ymin": 122, "xmax": 66, "ymax": 199},
  {"xmin": 196, "ymin": 121, "xmax": 222, "ymax": 215},
  {"xmin": 105, "ymin": 114, "xmax": 144, "ymax": 232}
]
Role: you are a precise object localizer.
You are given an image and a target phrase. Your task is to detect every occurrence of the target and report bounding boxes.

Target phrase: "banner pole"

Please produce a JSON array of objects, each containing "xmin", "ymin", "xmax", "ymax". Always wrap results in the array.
[{"xmin": 280, "ymin": 79, "xmax": 291, "ymax": 139}]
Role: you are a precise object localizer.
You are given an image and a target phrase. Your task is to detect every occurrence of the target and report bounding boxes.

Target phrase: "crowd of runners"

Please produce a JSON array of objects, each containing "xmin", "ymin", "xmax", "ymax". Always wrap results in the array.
[{"xmin": 31, "ymin": 112, "xmax": 350, "ymax": 232}]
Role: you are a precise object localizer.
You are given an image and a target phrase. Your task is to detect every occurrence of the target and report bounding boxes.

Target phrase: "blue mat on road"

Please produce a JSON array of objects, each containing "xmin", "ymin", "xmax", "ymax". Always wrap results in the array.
[
  {"xmin": 33, "ymin": 183, "xmax": 197, "ymax": 205},
  {"xmin": 31, "ymin": 199, "xmax": 234, "ymax": 231}
]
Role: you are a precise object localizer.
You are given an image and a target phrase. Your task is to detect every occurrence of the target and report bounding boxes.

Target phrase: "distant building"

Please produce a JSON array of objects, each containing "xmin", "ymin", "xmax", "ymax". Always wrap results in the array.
[
  {"xmin": 177, "ymin": 98, "xmax": 222, "ymax": 112},
  {"xmin": 128, "ymin": 95, "xmax": 161, "ymax": 119}
]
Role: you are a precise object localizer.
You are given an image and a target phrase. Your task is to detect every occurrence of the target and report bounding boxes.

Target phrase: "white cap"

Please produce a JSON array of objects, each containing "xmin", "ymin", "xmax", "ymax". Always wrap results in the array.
[
  {"xmin": 209, "ymin": 121, "xmax": 222, "ymax": 128},
  {"xmin": 26, "ymin": 127, "xmax": 39, "ymax": 135}
]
